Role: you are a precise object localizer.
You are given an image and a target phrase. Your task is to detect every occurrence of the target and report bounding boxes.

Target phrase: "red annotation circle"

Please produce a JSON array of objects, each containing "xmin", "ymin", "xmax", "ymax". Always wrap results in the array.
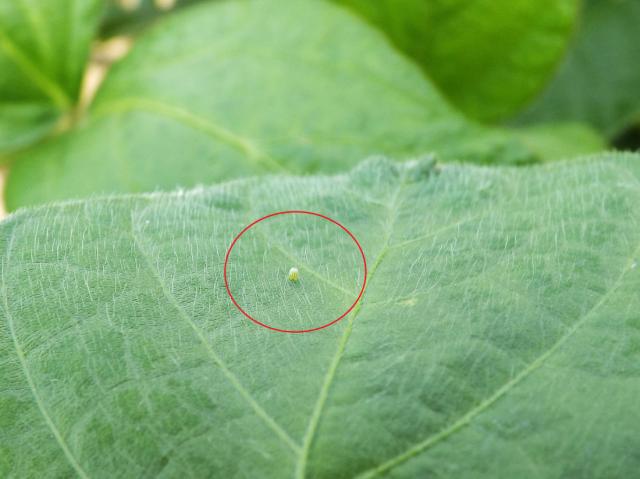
[{"xmin": 223, "ymin": 211, "xmax": 367, "ymax": 333}]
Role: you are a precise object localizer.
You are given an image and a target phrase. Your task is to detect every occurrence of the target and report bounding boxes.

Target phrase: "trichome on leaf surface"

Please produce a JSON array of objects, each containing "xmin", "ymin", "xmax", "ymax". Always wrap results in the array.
[
  {"xmin": 0, "ymin": 0, "xmax": 639, "ymax": 478},
  {"xmin": 3, "ymin": 156, "xmax": 640, "ymax": 477}
]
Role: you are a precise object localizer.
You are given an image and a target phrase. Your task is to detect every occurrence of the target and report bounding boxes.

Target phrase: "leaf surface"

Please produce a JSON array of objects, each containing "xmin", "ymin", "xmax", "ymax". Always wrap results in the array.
[
  {"xmin": 0, "ymin": 0, "xmax": 102, "ymax": 154},
  {"xmin": 2, "ymin": 154, "xmax": 640, "ymax": 478},
  {"xmin": 516, "ymin": 0, "xmax": 640, "ymax": 138},
  {"xmin": 335, "ymin": 0, "xmax": 578, "ymax": 122},
  {"xmin": 509, "ymin": 122, "xmax": 606, "ymax": 162},
  {"xmin": 6, "ymin": 0, "xmax": 546, "ymax": 210}
]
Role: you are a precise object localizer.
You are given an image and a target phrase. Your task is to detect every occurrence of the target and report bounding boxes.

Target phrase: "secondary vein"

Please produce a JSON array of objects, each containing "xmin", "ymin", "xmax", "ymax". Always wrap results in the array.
[
  {"xmin": 129, "ymin": 212, "xmax": 301, "ymax": 454},
  {"xmin": 94, "ymin": 97, "xmax": 290, "ymax": 174},
  {"xmin": 0, "ymin": 30, "xmax": 71, "ymax": 109},
  {"xmin": 356, "ymin": 241, "xmax": 640, "ymax": 479},
  {"xmin": 1, "ymin": 223, "xmax": 90, "ymax": 479}
]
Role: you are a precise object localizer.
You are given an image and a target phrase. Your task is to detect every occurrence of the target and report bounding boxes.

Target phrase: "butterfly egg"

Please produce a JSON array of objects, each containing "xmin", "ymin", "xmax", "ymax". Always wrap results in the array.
[{"xmin": 288, "ymin": 267, "xmax": 299, "ymax": 282}]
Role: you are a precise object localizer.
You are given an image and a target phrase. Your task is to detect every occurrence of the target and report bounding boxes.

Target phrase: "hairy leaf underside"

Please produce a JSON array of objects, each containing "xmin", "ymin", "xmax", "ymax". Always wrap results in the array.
[{"xmin": 1, "ymin": 155, "xmax": 640, "ymax": 478}]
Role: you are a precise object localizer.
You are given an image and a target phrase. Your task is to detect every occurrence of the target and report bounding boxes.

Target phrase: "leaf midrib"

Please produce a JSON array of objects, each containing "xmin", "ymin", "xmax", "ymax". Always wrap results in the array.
[
  {"xmin": 295, "ymin": 178, "xmax": 408, "ymax": 478},
  {"xmin": 0, "ymin": 29, "xmax": 71, "ymax": 109}
]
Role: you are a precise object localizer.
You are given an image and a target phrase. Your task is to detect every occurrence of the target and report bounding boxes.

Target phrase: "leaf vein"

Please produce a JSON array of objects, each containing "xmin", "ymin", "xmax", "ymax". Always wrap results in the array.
[
  {"xmin": 0, "ymin": 30, "xmax": 70, "ymax": 108},
  {"xmin": 295, "ymin": 179, "xmax": 407, "ymax": 478},
  {"xmin": 1, "ymin": 222, "xmax": 90, "ymax": 479},
  {"xmin": 252, "ymin": 226, "xmax": 358, "ymax": 298},
  {"xmin": 95, "ymin": 97, "xmax": 290, "ymax": 173},
  {"xmin": 356, "ymin": 241, "xmax": 640, "ymax": 478}
]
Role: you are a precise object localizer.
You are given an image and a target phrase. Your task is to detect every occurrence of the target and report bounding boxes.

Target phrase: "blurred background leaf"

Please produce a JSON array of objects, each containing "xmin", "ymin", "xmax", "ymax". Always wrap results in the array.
[
  {"xmin": 8, "ymin": 0, "xmax": 566, "ymax": 210},
  {"xmin": 508, "ymin": 122, "xmax": 606, "ymax": 162},
  {"xmin": 2, "ymin": 0, "xmax": 637, "ymax": 212},
  {"xmin": 515, "ymin": 0, "xmax": 640, "ymax": 145},
  {"xmin": 0, "ymin": 0, "xmax": 103, "ymax": 155},
  {"xmin": 100, "ymin": 0, "xmax": 206, "ymax": 37},
  {"xmin": 334, "ymin": 0, "xmax": 579, "ymax": 122}
]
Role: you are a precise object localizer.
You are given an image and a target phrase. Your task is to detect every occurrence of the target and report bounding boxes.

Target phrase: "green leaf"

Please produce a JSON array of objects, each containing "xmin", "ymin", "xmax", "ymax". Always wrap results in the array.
[
  {"xmin": 100, "ymin": 0, "xmax": 207, "ymax": 38},
  {"xmin": 334, "ymin": 0, "xmax": 579, "ymax": 122},
  {"xmin": 509, "ymin": 122, "xmax": 607, "ymax": 162},
  {"xmin": 6, "ymin": 0, "xmax": 545, "ymax": 210},
  {"xmin": 2, "ymin": 154, "xmax": 640, "ymax": 477},
  {"xmin": 0, "ymin": 0, "xmax": 103, "ymax": 154},
  {"xmin": 515, "ymin": 0, "xmax": 640, "ymax": 138}
]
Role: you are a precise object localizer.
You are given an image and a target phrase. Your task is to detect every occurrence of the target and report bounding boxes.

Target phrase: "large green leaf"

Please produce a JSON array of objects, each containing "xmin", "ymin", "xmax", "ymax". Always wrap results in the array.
[
  {"xmin": 516, "ymin": 0, "xmax": 640, "ymax": 138},
  {"xmin": 0, "ymin": 0, "xmax": 103, "ymax": 154},
  {"xmin": 2, "ymin": 154, "xmax": 639, "ymax": 478},
  {"xmin": 334, "ymin": 0, "xmax": 578, "ymax": 122},
  {"xmin": 7, "ymin": 0, "xmax": 557, "ymax": 210}
]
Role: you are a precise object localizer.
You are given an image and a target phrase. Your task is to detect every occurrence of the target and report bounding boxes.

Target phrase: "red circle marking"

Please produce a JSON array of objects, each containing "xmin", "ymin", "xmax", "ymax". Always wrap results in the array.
[{"xmin": 223, "ymin": 210, "xmax": 367, "ymax": 333}]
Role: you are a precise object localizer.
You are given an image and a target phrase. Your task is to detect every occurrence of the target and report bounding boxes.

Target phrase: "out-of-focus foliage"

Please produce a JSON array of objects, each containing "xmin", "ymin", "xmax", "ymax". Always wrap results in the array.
[
  {"xmin": 335, "ymin": 0, "xmax": 579, "ymax": 122},
  {"xmin": 7, "ymin": 0, "xmax": 560, "ymax": 209},
  {"xmin": 516, "ymin": 0, "xmax": 640, "ymax": 139},
  {"xmin": 614, "ymin": 124, "xmax": 640, "ymax": 151},
  {"xmin": 0, "ymin": 0, "xmax": 102, "ymax": 154},
  {"xmin": 100, "ymin": 0, "xmax": 206, "ymax": 37},
  {"xmin": 509, "ymin": 122, "xmax": 606, "ymax": 162},
  {"xmin": 1, "ymin": 0, "xmax": 637, "ymax": 211}
]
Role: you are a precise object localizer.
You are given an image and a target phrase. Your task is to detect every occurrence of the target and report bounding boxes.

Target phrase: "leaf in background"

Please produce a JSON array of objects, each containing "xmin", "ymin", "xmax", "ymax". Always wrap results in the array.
[
  {"xmin": 334, "ymin": 0, "xmax": 578, "ymax": 122},
  {"xmin": 7, "ymin": 0, "xmax": 548, "ymax": 210},
  {"xmin": 509, "ymin": 122, "xmax": 606, "ymax": 162},
  {"xmin": 515, "ymin": 0, "xmax": 640, "ymax": 139},
  {"xmin": 0, "ymin": 0, "xmax": 103, "ymax": 154},
  {"xmin": 2, "ymin": 154, "xmax": 640, "ymax": 478},
  {"xmin": 100, "ymin": 0, "xmax": 207, "ymax": 38}
]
